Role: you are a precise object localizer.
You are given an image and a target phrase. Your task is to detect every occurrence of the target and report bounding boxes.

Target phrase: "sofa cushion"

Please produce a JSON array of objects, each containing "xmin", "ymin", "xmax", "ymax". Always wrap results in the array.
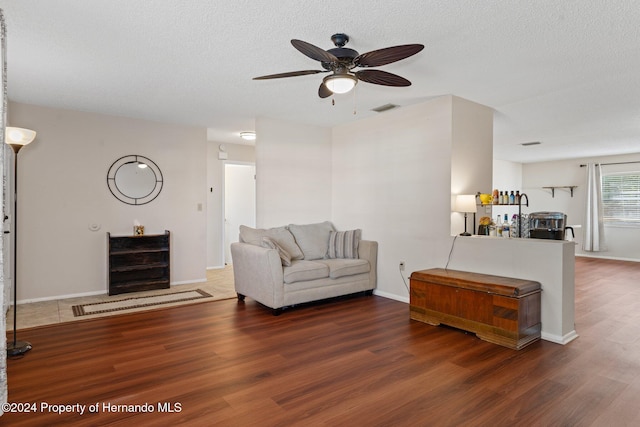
[
  {"xmin": 288, "ymin": 221, "xmax": 335, "ymax": 260},
  {"xmin": 327, "ymin": 229, "xmax": 361, "ymax": 259},
  {"xmin": 261, "ymin": 237, "xmax": 292, "ymax": 267},
  {"xmin": 316, "ymin": 258, "xmax": 370, "ymax": 279},
  {"xmin": 283, "ymin": 260, "xmax": 330, "ymax": 284},
  {"xmin": 239, "ymin": 225, "xmax": 304, "ymax": 260}
]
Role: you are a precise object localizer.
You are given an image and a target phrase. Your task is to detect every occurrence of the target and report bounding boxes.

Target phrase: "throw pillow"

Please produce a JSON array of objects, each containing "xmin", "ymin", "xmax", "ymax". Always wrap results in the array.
[
  {"xmin": 288, "ymin": 221, "xmax": 335, "ymax": 260},
  {"xmin": 238, "ymin": 225, "xmax": 304, "ymax": 260},
  {"xmin": 261, "ymin": 237, "xmax": 292, "ymax": 267},
  {"xmin": 327, "ymin": 229, "xmax": 361, "ymax": 259}
]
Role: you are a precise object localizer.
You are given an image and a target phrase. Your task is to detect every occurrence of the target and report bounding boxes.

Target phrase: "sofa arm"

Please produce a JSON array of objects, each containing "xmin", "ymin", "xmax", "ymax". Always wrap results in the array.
[
  {"xmin": 230, "ymin": 242, "xmax": 285, "ymax": 309},
  {"xmin": 359, "ymin": 240, "xmax": 378, "ymax": 290}
]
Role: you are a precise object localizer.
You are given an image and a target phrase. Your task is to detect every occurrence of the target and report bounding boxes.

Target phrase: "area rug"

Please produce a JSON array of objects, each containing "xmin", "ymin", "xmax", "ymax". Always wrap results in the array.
[{"xmin": 72, "ymin": 289, "xmax": 213, "ymax": 317}]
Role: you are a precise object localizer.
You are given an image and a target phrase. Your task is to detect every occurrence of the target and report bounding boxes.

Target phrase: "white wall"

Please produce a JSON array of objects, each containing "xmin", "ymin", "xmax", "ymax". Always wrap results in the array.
[
  {"xmin": 332, "ymin": 96, "xmax": 493, "ymax": 300},
  {"xmin": 523, "ymin": 152, "xmax": 640, "ymax": 261},
  {"xmin": 8, "ymin": 102, "xmax": 208, "ymax": 301},
  {"xmin": 255, "ymin": 117, "xmax": 332, "ymax": 228},
  {"xmin": 9, "ymin": 95, "xmax": 495, "ymax": 302}
]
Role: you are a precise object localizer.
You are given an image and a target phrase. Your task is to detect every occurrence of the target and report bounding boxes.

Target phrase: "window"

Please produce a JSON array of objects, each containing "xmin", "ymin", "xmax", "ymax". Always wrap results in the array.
[{"xmin": 602, "ymin": 172, "xmax": 640, "ymax": 227}]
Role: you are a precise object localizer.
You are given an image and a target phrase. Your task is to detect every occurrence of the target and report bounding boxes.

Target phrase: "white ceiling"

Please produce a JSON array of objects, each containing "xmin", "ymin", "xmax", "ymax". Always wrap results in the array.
[{"xmin": 2, "ymin": 0, "xmax": 640, "ymax": 163}]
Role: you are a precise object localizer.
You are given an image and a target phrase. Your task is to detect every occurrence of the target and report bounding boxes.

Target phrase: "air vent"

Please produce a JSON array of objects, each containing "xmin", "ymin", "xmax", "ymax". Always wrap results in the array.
[
  {"xmin": 521, "ymin": 141, "xmax": 542, "ymax": 146},
  {"xmin": 371, "ymin": 103, "xmax": 399, "ymax": 113}
]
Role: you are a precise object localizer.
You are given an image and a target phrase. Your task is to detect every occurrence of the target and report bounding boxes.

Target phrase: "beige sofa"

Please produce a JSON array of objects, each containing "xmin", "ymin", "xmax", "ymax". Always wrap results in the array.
[{"xmin": 230, "ymin": 221, "xmax": 378, "ymax": 314}]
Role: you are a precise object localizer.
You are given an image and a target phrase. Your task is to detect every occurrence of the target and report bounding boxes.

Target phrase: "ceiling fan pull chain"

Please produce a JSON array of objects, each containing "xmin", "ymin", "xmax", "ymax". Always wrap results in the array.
[{"xmin": 353, "ymin": 85, "xmax": 357, "ymax": 115}]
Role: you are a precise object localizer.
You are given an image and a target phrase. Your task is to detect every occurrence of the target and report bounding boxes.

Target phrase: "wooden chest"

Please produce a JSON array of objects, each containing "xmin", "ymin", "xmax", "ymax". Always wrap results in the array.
[{"xmin": 410, "ymin": 268, "xmax": 541, "ymax": 350}]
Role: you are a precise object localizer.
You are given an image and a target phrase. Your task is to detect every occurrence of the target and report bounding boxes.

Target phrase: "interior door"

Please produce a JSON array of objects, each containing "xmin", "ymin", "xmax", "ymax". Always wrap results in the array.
[{"xmin": 224, "ymin": 163, "xmax": 256, "ymax": 265}]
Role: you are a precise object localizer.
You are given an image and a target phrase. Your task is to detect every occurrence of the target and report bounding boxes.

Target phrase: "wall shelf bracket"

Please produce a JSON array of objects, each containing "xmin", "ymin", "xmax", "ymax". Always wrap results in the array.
[{"xmin": 542, "ymin": 186, "xmax": 577, "ymax": 198}]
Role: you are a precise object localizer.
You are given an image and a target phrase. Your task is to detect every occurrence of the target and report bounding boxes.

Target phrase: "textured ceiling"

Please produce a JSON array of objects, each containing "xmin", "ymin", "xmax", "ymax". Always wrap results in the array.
[{"xmin": 2, "ymin": 0, "xmax": 639, "ymax": 163}]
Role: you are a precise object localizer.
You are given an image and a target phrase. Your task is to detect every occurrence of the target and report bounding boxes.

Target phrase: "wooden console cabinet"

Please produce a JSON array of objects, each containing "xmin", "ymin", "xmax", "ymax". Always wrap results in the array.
[
  {"xmin": 410, "ymin": 268, "xmax": 541, "ymax": 350},
  {"xmin": 108, "ymin": 230, "xmax": 170, "ymax": 295}
]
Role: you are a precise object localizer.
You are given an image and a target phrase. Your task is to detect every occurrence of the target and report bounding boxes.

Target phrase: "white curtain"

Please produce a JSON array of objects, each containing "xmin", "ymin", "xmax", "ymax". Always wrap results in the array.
[{"xmin": 583, "ymin": 163, "xmax": 605, "ymax": 251}]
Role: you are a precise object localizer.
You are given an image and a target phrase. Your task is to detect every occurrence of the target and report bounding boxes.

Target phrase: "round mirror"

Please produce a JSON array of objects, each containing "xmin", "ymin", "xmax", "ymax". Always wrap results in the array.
[{"xmin": 107, "ymin": 155, "xmax": 163, "ymax": 205}]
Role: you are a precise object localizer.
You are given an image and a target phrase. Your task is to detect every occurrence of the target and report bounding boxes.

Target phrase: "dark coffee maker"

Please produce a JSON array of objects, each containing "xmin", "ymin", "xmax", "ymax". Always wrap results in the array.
[{"xmin": 528, "ymin": 212, "xmax": 573, "ymax": 240}]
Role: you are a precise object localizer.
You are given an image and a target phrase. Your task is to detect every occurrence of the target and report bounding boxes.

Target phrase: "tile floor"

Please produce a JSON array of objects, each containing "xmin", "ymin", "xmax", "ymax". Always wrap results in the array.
[{"xmin": 6, "ymin": 266, "xmax": 236, "ymax": 330}]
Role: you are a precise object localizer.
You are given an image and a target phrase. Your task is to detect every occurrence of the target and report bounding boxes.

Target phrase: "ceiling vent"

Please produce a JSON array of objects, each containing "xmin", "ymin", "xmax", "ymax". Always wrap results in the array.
[
  {"xmin": 371, "ymin": 103, "xmax": 399, "ymax": 113},
  {"xmin": 521, "ymin": 141, "xmax": 542, "ymax": 146}
]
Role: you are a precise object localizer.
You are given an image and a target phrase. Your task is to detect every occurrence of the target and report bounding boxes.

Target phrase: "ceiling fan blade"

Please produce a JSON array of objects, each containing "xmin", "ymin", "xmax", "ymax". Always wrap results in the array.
[
  {"xmin": 291, "ymin": 39, "xmax": 339, "ymax": 63},
  {"xmin": 318, "ymin": 83, "xmax": 332, "ymax": 98},
  {"xmin": 355, "ymin": 69, "xmax": 412, "ymax": 87},
  {"xmin": 253, "ymin": 70, "xmax": 325, "ymax": 80},
  {"xmin": 355, "ymin": 44, "xmax": 424, "ymax": 68}
]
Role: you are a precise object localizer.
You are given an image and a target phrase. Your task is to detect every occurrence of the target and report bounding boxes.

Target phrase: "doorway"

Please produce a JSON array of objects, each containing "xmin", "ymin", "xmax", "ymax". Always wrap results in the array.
[{"xmin": 224, "ymin": 162, "xmax": 256, "ymax": 265}]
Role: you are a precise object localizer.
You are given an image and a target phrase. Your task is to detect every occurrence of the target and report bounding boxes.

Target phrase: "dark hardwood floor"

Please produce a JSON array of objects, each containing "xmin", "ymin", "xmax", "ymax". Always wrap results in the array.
[{"xmin": 3, "ymin": 257, "xmax": 640, "ymax": 426}]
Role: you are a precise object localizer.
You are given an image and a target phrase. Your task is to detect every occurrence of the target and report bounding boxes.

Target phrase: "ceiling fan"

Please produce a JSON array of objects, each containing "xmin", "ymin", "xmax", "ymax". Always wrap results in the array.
[{"xmin": 253, "ymin": 33, "xmax": 424, "ymax": 98}]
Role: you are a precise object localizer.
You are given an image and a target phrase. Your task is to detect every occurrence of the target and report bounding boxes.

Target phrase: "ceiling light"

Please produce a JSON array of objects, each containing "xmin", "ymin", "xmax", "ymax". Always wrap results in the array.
[
  {"xmin": 323, "ymin": 74, "xmax": 358, "ymax": 94},
  {"xmin": 240, "ymin": 131, "xmax": 256, "ymax": 141}
]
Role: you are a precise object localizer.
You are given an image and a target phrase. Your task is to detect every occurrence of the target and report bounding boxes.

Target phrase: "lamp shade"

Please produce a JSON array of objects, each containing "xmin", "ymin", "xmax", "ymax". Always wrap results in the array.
[
  {"xmin": 455, "ymin": 194, "xmax": 477, "ymax": 213},
  {"xmin": 5, "ymin": 127, "xmax": 36, "ymax": 146},
  {"xmin": 323, "ymin": 74, "xmax": 358, "ymax": 94}
]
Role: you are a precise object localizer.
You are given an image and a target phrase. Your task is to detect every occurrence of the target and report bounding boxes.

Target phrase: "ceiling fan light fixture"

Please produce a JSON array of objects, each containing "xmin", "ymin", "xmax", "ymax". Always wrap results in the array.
[
  {"xmin": 240, "ymin": 131, "xmax": 256, "ymax": 141},
  {"xmin": 323, "ymin": 74, "xmax": 358, "ymax": 94}
]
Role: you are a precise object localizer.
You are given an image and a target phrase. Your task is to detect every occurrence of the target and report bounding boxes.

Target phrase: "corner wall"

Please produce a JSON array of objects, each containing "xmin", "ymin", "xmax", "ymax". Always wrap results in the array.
[
  {"xmin": 450, "ymin": 96, "xmax": 494, "ymax": 234},
  {"xmin": 332, "ymin": 96, "xmax": 493, "ymax": 299},
  {"xmin": 8, "ymin": 102, "xmax": 208, "ymax": 301}
]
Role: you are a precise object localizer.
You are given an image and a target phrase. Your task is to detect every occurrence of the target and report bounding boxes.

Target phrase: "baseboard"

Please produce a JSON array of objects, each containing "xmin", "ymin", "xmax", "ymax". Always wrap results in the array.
[
  {"xmin": 171, "ymin": 278, "xmax": 207, "ymax": 286},
  {"xmin": 374, "ymin": 289, "xmax": 409, "ymax": 304},
  {"xmin": 17, "ymin": 290, "xmax": 106, "ymax": 305},
  {"xmin": 576, "ymin": 254, "xmax": 640, "ymax": 263},
  {"xmin": 207, "ymin": 265, "xmax": 227, "ymax": 270},
  {"xmin": 541, "ymin": 330, "xmax": 579, "ymax": 345}
]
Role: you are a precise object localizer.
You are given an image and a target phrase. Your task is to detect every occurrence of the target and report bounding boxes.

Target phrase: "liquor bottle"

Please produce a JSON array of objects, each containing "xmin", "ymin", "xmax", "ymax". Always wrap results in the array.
[
  {"xmin": 503, "ymin": 191, "xmax": 509, "ymax": 205},
  {"xmin": 496, "ymin": 215, "xmax": 503, "ymax": 237},
  {"xmin": 509, "ymin": 191, "xmax": 515, "ymax": 205},
  {"xmin": 498, "ymin": 191, "xmax": 504, "ymax": 205},
  {"xmin": 515, "ymin": 190, "xmax": 520, "ymax": 205},
  {"xmin": 502, "ymin": 214, "xmax": 510, "ymax": 237}
]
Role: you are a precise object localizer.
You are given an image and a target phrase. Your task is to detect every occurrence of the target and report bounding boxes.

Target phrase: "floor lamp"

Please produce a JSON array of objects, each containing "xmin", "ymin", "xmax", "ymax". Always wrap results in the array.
[
  {"xmin": 5, "ymin": 126, "xmax": 37, "ymax": 357},
  {"xmin": 455, "ymin": 194, "xmax": 477, "ymax": 236}
]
